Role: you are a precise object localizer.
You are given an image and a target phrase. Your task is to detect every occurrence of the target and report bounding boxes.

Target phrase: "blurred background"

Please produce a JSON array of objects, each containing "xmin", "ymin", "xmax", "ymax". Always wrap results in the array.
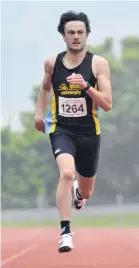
[{"xmin": 1, "ymin": 1, "xmax": 139, "ymax": 228}]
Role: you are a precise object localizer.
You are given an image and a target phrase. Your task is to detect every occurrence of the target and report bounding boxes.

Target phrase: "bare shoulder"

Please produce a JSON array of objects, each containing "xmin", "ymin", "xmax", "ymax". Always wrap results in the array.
[
  {"xmin": 44, "ymin": 56, "xmax": 57, "ymax": 74},
  {"xmin": 93, "ymin": 55, "xmax": 109, "ymax": 67},
  {"xmin": 92, "ymin": 55, "xmax": 110, "ymax": 77}
]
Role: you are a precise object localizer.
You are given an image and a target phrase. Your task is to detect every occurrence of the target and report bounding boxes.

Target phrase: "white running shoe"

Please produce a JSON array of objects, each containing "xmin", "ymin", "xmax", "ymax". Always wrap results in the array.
[
  {"xmin": 73, "ymin": 180, "xmax": 86, "ymax": 210},
  {"xmin": 58, "ymin": 233, "xmax": 73, "ymax": 253}
]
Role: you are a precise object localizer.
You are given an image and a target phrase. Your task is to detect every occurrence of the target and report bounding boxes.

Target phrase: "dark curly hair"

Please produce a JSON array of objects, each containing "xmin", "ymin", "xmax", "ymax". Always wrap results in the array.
[{"xmin": 57, "ymin": 11, "xmax": 91, "ymax": 35}]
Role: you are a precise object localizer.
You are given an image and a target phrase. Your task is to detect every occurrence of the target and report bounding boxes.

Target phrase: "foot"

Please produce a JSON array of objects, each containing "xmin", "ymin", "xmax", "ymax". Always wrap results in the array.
[
  {"xmin": 58, "ymin": 233, "xmax": 73, "ymax": 253},
  {"xmin": 73, "ymin": 180, "xmax": 86, "ymax": 210}
]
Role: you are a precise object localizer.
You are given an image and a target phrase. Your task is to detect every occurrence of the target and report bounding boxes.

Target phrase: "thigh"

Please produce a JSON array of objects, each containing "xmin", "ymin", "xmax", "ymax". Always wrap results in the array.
[
  {"xmin": 49, "ymin": 132, "xmax": 77, "ymax": 159},
  {"xmin": 49, "ymin": 131, "xmax": 76, "ymax": 174},
  {"xmin": 75, "ymin": 134, "xmax": 101, "ymax": 177}
]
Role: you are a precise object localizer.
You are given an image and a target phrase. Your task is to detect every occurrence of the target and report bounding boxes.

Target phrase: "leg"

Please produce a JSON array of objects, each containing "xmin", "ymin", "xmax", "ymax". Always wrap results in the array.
[
  {"xmin": 49, "ymin": 132, "xmax": 76, "ymax": 252},
  {"xmin": 56, "ymin": 153, "xmax": 75, "ymax": 221},
  {"xmin": 77, "ymin": 173, "xmax": 96, "ymax": 199},
  {"xmin": 73, "ymin": 173, "xmax": 96, "ymax": 210},
  {"xmin": 73, "ymin": 134, "xmax": 100, "ymax": 210}
]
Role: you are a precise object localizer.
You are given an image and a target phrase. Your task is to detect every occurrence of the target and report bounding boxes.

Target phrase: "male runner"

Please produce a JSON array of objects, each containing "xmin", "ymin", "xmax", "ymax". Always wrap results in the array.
[{"xmin": 35, "ymin": 11, "xmax": 112, "ymax": 253}]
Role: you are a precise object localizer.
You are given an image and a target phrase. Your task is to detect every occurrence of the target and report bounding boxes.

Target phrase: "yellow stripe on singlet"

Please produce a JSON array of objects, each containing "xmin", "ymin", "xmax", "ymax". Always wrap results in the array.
[
  {"xmin": 92, "ymin": 83, "xmax": 101, "ymax": 135},
  {"xmin": 50, "ymin": 92, "xmax": 56, "ymax": 133}
]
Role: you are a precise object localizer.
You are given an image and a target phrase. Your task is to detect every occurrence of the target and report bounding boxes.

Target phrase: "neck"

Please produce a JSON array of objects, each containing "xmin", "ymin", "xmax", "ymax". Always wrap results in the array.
[
  {"xmin": 62, "ymin": 48, "xmax": 86, "ymax": 69},
  {"xmin": 66, "ymin": 48, "xmax": 86, "ymax": 63}
]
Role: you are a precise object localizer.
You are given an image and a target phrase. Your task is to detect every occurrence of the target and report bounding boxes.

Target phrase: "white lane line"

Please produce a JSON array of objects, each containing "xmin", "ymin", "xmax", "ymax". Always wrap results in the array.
[{"xmin": 1, "ymin": 244, "xmax": 38, "ymax": 266}]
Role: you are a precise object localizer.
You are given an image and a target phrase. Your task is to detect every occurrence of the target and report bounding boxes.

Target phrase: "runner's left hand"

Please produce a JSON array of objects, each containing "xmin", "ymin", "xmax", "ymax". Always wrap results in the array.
[{"xmin": 66, "ymin": 73, "xmax": 87, "ymax": 89}]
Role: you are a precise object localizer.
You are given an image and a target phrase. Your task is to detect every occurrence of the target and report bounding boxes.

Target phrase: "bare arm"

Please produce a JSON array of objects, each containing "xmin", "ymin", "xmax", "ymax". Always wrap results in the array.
[
  {"xmin": 86, "ymin": 56, "xmax": 112, "ymax": 111},
  {"xmin": 35, "ymin": 57, "xmax": 55, "ymax": 119}
]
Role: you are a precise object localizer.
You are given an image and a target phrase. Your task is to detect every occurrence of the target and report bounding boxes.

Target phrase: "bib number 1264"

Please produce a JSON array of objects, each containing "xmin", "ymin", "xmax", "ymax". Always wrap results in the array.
[{"xmin": 59, "ymin": 97, "xmax": 87, "ymax": 117}]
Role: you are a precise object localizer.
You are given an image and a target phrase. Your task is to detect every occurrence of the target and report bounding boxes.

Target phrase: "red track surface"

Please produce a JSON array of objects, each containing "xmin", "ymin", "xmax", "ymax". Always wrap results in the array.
[{"xmin": 1, "ymin": 228, "xmax": 139, "ymax": 268}]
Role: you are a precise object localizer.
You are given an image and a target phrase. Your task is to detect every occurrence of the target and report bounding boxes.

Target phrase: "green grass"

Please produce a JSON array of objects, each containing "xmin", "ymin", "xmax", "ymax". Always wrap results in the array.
[{"xmin": 2, "ymin": 214, "xmax": 139, "ymax": 228}]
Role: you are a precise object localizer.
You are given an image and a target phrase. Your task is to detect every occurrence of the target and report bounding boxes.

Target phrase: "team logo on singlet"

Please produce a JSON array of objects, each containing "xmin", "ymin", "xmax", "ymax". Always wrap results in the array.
[
  {"xmin": 69, "ymin": 83, "xmax": 80, "ymax": 89},
  {"xmin": 59, "ymin": 83, "xmax": 69, "ymax": 91},
  {"xmin": 58, "ymin": 83, "xmax": 81, "ymax": 96}
]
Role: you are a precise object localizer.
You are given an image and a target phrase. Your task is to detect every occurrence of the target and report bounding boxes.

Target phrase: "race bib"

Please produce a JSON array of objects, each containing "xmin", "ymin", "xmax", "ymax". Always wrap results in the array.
[{"xmin": 59, "ymin": 97, "xmax": 87, "ymax": 117}]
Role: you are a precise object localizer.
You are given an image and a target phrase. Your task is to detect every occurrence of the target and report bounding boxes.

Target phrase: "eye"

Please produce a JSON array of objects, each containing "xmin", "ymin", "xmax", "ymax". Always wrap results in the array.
[
  {"xmin": 68, "ymin": 31, "xmax": 75, "ymax": 35},
  {"xmin": 78, "ymin": 31, "xmax": 84, "ymax": 34}
]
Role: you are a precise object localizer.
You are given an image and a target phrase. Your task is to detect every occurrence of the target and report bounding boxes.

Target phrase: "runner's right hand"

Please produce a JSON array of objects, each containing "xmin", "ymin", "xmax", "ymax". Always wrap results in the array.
[{"xmin": 35, "ymin": 117, "xmax": 45, "ymax": 133}]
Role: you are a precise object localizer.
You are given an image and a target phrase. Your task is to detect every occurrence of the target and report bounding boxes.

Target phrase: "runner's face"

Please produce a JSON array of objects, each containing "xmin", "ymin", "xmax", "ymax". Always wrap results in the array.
[{"xmin": 63, "ymin": 21, "xmax": 88, "ymax": 52}]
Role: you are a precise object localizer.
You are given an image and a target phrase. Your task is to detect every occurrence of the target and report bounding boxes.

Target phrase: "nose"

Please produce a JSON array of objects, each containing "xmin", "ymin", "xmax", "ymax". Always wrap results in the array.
[{"xmin": 74, "ymin": 32, "xmax": 79, "ymax": 38}]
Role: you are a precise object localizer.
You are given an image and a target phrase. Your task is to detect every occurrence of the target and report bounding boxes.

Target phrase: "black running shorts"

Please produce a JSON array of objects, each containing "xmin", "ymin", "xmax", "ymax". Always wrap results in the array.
[{"xmin": 49, "ymin": 131, "xmax": 101, "ymax": 177}]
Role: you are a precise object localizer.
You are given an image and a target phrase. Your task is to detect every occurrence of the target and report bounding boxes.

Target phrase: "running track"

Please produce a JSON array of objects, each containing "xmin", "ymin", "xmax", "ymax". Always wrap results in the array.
[{"xmin": 1, "ymin": 228, "xmax": 139, "ymax": 268}]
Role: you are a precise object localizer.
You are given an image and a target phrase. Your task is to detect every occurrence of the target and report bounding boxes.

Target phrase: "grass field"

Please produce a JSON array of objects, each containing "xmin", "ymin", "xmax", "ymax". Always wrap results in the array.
[{"xmin": 2, "ymin": 213, "xmax": 139, "ymax": 228}]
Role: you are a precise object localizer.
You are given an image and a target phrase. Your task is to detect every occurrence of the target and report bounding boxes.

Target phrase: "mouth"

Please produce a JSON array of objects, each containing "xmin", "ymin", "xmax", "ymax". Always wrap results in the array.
[{"xmin": 73, "ymin": 42, "xmax": 80, "ymax": 45}]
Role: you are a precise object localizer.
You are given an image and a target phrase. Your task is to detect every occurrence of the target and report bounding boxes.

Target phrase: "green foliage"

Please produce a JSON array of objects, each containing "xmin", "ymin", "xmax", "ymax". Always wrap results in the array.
[
  {"xmin": 121, "ymin": 36, "xmax": 139, "ymax": 49},
  {"xmin": 1, "ymin": 35, "xmax": 139, "ymax": 209},
  {"xmin": 2, "ymin": 214, "xmax": 139, "ymax": 228}
]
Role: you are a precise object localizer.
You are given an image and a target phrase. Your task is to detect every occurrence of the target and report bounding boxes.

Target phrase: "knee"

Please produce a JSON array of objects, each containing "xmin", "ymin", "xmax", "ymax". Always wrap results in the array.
[{"xmin": 60, "ymin": 169, "xmax": 74, "ymax": 183}]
